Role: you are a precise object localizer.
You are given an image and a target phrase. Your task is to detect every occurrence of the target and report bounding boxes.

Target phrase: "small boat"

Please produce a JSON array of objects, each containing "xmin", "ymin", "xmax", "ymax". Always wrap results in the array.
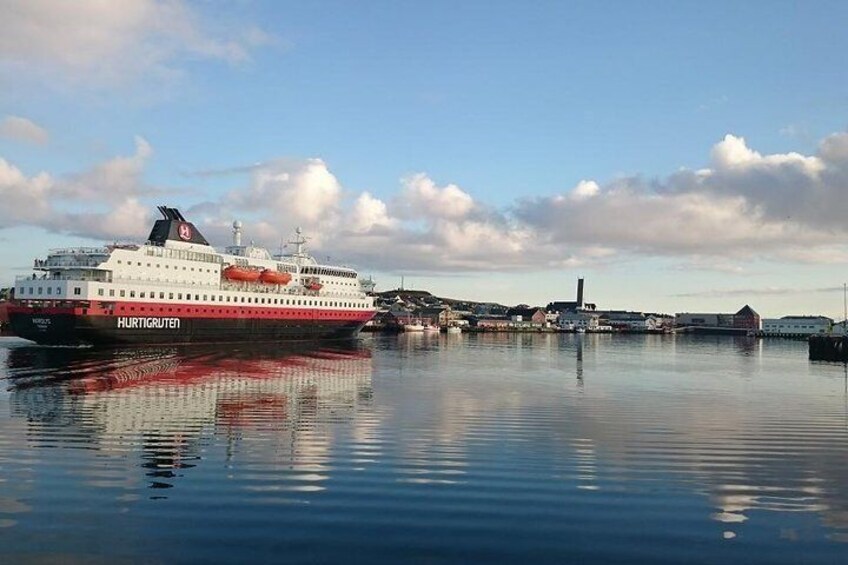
[
  {"xmin": 259, "ymin": 269, "xmax": 292, "ymax": 285},
  {"xmin": 223, "ymin": 265, "xmax": 261, "ymax": 282},
  {"xmin": 403, "ymin": 321, "xmax": 425, "ymax": 332},
  {"xmin": 423, "ymin": 324, "xmax": 440, "ymax": 332},
  {"xmin": 446, "ymin": 326, "xmax": 461, "ymax": 334}
]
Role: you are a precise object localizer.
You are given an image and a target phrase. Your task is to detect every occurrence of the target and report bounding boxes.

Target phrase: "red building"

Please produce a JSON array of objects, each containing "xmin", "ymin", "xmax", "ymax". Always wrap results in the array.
[{"xmin": 733, "ymin": 305, "xmax": 761, "ymax": 331}]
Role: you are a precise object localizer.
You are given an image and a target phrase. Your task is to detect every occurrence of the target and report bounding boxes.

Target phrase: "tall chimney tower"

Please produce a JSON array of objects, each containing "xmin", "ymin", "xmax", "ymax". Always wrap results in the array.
[{"xmin": 576, "ymin": 277, "xmax": 584, "ymax": 309}]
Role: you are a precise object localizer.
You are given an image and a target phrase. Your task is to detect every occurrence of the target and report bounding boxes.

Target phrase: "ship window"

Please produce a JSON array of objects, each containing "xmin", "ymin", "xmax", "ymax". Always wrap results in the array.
[
  {"xmin": 160, "ymin": 292, "xmax": 165, "ymax": 299},
  {"xmin": 147, "ymin": 263, "xmax": 150, "ymax": 267},
  {"xmin": 137, "ymin": 262, "xmax": 141, "ymax": 266},
  {"xmin": 195, "ymin": 294, "xmax": 200, "ymax": 300},
  {"xmin": 73, "ymin": 287, "xmax": 81, "ymax": 295},
  {"xmin": 157, "ymin": 264, "xmax": 160, "ymax": 268},
  {"xmin": 120, "ymin": 290, "xmax": 125, "ymax": 297},
  {"xmin": 37, "ymin": 287, "xmax": 43, "ymax": 295},
  {"xmin": 98, "ymin": 289, "xmax": 104, "ymax": 296},
  {"xmin": 140, "ymin": 292, "xmax": 145, "ymax": 298},
  {"xmin": 117, "ymin": 260, "xmax": 122, "ymax": 264},
  {"xmin": 241, "ymin": 297, "xmax": 245, "ymax": 303},
  {"xmin": 46, "ymin": 287, "xmax": 52, "ymax": 295},
  {"xmin": 109, "ymin": 289, "xmax": 115, "ymax": 297},
  {"xmin": 178, "ymin": 293, "xmax": 183, "ymax": 299},
  {"xmin": 186, "ymin": 294, "xmax": 191, "ymax": 301}
]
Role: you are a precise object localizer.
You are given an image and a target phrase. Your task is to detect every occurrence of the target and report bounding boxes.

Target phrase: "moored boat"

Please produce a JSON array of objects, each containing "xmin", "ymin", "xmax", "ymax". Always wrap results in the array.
[{"xmin": 8, "ymin": 207, "xmax": 376, "ymax": 346}]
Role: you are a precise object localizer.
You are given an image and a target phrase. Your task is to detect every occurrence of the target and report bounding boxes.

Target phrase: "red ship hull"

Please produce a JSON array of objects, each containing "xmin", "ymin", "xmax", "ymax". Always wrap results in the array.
[{"xmin": 8, "ymin": 301, "xmax": 374, "ymax": 346}]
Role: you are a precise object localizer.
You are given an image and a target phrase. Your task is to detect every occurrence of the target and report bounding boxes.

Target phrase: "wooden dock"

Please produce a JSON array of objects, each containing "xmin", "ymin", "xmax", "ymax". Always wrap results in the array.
[{"xmin": 809, "ymin": 335, "xmax": 848, "ymax": 362}]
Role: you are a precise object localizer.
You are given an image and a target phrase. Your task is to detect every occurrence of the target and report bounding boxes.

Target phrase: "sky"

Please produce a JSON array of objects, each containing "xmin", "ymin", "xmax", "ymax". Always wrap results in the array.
[{"xmin": 2, "ymin": 0, "xmax": 848, "ymax": 318}]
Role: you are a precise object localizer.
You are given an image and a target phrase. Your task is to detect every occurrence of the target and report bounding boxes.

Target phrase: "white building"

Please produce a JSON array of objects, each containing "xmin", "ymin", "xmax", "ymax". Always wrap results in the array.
[
  {"xmin": 761, "ymin": 316, "xmax": 832, "ymax": 336},
  {"xmin": 560, "ymin": 311, "xmax": 601, "ymax": 331}
]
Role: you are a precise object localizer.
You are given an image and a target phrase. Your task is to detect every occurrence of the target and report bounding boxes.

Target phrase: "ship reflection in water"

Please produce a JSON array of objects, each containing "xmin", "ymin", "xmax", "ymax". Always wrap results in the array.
[
  {"xmin": 5, "ymin": 343, "xmax": 374, "ymax": 496},
  {"xmin": 1, "ymin": 334, "xmax": 848, "ymax": 563}
]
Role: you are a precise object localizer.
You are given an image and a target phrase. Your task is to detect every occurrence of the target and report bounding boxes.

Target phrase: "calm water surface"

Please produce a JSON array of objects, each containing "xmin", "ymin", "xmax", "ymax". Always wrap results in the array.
[{"xmin": 1, "ymin": 333, "xmax": 847, "ymax": 563}]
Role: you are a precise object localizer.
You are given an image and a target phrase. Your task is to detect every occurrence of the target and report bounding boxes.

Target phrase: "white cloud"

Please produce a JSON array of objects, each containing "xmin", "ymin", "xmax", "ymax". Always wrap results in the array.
[
  {"xmin": 0, "ymin": 158, "xmax": 53, "ymax": 226},
  {"xmin": 0, "ymin": 0, "xmax": 272, "ymax": 86},
  {"xmin": 0, "ymin": 137, "xmax": 152, "ymax": 239},
  {"xmin": 400, "ymin": 173, "xmax": 475, "ymax": 219},
  {"xmin": 232, "ymin": 158, "xmax": 342, "ymax": 231},
  {"xmin": 0, "ymin": 115, "xmax": 49, "ymax": 145},
  {"xmin": 6, "ymin": 130, "xmax": 848, "ymax": 275},
  {"xmin": 55, "ymin": 198, "xmax": 152, "ymax": 241},
  {"xmin": 59, "ymin": 136, "xmax": 152, "ymax": 202},
  {"xmin": 349, "ymin": 192, "xmax": 396, "ymax": 233},
  {"xmin": 570, "ymin": 180, "xmax": 600, "ymax": 200}
]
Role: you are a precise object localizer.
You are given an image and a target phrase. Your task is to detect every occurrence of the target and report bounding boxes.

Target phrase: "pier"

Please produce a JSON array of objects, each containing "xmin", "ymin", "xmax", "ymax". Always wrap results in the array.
[{"xmin": 808, "ymin": 335, "xmax": 848, "ymax": 362}]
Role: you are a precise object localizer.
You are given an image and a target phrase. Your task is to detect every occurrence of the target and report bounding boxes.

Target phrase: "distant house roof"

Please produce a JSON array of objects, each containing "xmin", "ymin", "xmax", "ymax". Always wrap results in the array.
[
  {"xmin": 547, "ymin": 301, "xmax": 580, "ymax": 312},
  {"xmin": 419, "ymin": 306, "xmax": 449, "ymax": 316},
  {"xmin": 507, "ymin": 307, "xmax": 546, "ymax": 318},
  {"xmin": 735, "ymin": 305, "xmax": 759, "ymax": 317}
]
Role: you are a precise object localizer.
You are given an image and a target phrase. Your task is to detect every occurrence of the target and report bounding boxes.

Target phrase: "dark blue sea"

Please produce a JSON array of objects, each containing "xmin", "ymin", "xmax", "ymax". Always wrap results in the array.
[{"xmin": 1, "ymin": 333, "xmax": 847, "ymax": 564}]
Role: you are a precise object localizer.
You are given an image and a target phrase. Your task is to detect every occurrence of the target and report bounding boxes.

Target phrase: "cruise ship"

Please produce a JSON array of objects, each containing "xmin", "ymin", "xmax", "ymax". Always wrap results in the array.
[{"xmin": 8, "ymin": 206, "xmax": 376, "ymax": 345}]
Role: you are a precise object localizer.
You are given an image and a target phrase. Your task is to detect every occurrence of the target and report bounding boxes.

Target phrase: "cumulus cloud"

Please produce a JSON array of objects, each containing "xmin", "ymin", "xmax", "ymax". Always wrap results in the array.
[
  {"xmin": 0, "ymin": 158, "xmax": 53, "ymax": 226},
  {"xmin": 0, "ymin": 115, "xmax": 50, "ymax": 145},
  {"xmin": 5, "ymin": 130, "xmax": 848, "ymax": 274},
  {"xmin": 229, "ymin": 158, "xmax": 343, "ymax": 235},
  {"xmin": 0, "ymin": 137, "xmax": 152, "ymax": 239},
  {"xmin": 59, "ymin": 136, "xmax": 153, "ymax": 202},
  {"xmin": 349, "ymin": 192, "xmax": 397, "ymax": 233},
  {"xmin": 400, "ymin": 173, "xmax": 475, "ymax": 219},
  {"xmin": 0, "ymin": 0, "xmax": 273, "ymax": 85}
]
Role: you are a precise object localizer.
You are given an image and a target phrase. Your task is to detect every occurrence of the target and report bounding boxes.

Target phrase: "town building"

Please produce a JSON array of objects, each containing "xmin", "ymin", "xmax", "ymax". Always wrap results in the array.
[
  {"xmin": 675, "ymin": 305, "xmax": 760, "ymax": 331},
  {"xmin": 506, "ymin": 307, "xmax": 548, "ymax": 325},
  {"xmin": 560, "ymin": 311, "xmax": 601, "ymax": 331},
  {"xmin": 762, "ymin": 316, "xmax": 833, "ymax": 336},
  {"xmin": 733, "ymin": 305, "xmax": 761, "ymax": 331}
]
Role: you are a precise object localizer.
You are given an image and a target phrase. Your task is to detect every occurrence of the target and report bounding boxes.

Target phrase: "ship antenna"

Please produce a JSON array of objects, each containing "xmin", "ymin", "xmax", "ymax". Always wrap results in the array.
[{"xmin": 289, "ymin": 227, "xmax": 309, "ymax": 256}]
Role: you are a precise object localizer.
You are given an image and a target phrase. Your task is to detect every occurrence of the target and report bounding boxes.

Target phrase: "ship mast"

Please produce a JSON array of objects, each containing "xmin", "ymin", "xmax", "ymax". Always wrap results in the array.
[{"xmin": 287, "ymin": 227, "xmax": 312, "ymax": 264}]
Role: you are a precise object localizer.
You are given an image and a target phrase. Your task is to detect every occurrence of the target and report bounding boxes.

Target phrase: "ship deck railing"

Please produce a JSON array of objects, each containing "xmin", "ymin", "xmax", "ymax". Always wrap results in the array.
[
  {"xmin": 15, "ymin": 274, "xmax": 369, "ymax": 299},
  {"xmin": 47, "ymin": 247, "xmax": 111, "ymax": 255}
]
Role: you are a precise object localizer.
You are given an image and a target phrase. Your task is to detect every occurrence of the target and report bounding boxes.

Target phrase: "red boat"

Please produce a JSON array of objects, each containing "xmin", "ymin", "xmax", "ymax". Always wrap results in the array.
[
  {"xmin": 223, "ymin": 265, "xmax": 261, "ymax": 282},
  {"xmin": 259, "ymin": 269, "xmax": 292, "ymax": 285},
  {"xmin": 306, "ymin": 281, "xmax": 323, "ymax": 291}
]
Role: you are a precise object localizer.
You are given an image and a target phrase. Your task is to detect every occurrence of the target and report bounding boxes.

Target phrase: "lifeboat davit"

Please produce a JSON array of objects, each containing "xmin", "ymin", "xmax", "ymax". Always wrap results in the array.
[
  {"xmin": 259, "ymin": 269, "xmax": 292, "ymax": 285},
  {"xmin": 223, "ymin": 265, "xmax": 261, "ymax": 282}
]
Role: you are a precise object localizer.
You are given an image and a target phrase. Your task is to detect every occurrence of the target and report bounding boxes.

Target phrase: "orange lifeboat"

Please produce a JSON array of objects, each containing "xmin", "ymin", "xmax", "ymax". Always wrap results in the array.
[
  {"xmin": 306, "ymin": 281, "xmax": 323, "ymax": 291},
  {"xmin": 259, "ymin": 269, "xmax": 292, "ymax": 285},
  {"xmin": 223, "ymin": 265, "xmax": 261, "ymax": 282}
]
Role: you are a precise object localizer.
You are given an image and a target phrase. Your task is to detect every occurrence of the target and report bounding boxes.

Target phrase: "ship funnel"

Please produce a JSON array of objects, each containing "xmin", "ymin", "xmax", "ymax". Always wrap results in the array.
[{"xmin": 233, "ymin": 220, "xmax": 243, "ymax": 246}]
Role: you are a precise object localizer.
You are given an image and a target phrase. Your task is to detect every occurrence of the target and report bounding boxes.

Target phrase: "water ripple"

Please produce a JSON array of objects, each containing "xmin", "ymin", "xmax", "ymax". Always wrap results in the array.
[{"xmin": 1, "ymin": 335, "xmax": 847, "ymax": 563}]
